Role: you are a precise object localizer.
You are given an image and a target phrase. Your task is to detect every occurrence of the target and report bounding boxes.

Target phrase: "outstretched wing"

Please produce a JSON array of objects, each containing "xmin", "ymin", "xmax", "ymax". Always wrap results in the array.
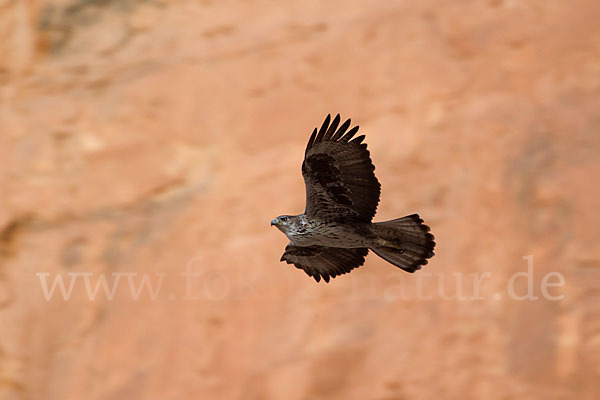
[
  {"xmin": 303, "ymin": 114, "xmax": 381, "ymax": 222},
  {"xmin": 281, "ymin": 244, "xmax": 369, "ymax": 283}
]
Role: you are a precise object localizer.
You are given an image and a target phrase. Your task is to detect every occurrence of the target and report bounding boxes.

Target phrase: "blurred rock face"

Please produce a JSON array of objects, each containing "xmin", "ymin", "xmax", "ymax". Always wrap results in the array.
[{"xmin": 1, "ymin": 0, "xmax": 599, "ymax": 399}]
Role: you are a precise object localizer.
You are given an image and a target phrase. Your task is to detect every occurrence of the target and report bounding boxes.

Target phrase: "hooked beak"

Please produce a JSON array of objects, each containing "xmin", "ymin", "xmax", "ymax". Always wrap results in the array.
[{"xmin": 270, "ymin": 218, "xmax": 278, "ymax": 226}]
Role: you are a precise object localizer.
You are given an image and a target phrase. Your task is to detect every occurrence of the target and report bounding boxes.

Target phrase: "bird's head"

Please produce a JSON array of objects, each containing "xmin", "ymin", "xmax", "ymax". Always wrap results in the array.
[{"xmin": 271, "ymin": 215, "xmax": 301, "ymax": 235}]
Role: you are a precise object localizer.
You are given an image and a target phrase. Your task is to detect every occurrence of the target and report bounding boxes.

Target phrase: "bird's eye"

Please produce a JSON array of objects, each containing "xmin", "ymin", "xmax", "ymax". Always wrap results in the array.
[{"xmin": 280, "ymin": 216, "xmax": 288, "ymax": 221}]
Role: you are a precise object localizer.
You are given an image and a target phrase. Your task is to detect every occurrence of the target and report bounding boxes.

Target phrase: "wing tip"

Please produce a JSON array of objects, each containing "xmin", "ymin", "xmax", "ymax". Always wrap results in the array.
[
  {"xmin": 306, "ymin": 127, "xmax": 317, "ymax": 153},
  {"xmin": 315, "ymin": 114, "xmax": 331, "ymax": 144},
  {"xmin": 323, "ymin": 114, "xmax": 341, "ymax": 141},
  {"xmin": 349, "ymin": 134, "xmax": 365, "ymax": 145},
  {"xmin": 308, "ymin": 114, "xmax": 362, "ymax": 149},
  {"xmin": 340, "ymin": 125, "xmax": 360, "ymax": 142}
]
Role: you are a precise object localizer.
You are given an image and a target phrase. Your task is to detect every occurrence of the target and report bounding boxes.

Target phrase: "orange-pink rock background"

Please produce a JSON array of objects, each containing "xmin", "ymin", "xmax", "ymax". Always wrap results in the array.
[{"xmin": 1, "ymin": 0, "xmax": 600, "ymax": 399}]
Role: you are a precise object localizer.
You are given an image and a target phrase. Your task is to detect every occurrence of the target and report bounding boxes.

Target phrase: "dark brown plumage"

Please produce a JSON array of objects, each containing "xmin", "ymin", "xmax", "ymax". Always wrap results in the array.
[{"xmin": 271, "ymin": 114, "xmax": 435, "ymax": 282}]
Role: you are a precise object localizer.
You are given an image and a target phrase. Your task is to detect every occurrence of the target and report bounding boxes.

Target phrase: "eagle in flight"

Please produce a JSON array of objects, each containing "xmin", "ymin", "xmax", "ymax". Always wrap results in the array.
[{"xmin": 271, "ymin": 114, "xmax": 435, "ymax": 282}]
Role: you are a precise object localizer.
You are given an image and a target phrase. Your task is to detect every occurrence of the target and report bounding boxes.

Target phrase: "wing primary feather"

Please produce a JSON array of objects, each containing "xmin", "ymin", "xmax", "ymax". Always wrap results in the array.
[
  {"xmin": 331, "ymin": 118, "xmax": 351, "ymax": 141},
  {"xmin": 349, "ymin": 134, "xmax": 365, "ymax": 144},
  {"xmin": 315, "ymin": 114, "xmax": 331, "ymax": 143},
  {"xmin": 340, "ymin": 126, "xmax": 359, "ymax": 142},
  {"xmin": 281, "ymin": 245, "xmax": 370, "ymax": 283},
  {"xmin": 306, "ymin": 128, "xmax": 317, "ymax": 153},
  {"xmin": 323, "ymin": 114, "xmax": 341, "ymax": 141}
]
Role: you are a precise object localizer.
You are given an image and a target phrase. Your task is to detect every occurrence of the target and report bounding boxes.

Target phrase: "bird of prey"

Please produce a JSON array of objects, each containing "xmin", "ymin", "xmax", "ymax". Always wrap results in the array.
[{"xmin": 271, "ymin": 114, "xmax": 435, "ymax": 283}]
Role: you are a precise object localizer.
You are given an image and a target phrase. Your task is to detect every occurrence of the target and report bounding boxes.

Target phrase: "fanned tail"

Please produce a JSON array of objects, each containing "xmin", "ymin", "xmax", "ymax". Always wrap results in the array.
[{"xmin": 370, "ymin": 214, "xmax": 435, "ymax": 273}]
